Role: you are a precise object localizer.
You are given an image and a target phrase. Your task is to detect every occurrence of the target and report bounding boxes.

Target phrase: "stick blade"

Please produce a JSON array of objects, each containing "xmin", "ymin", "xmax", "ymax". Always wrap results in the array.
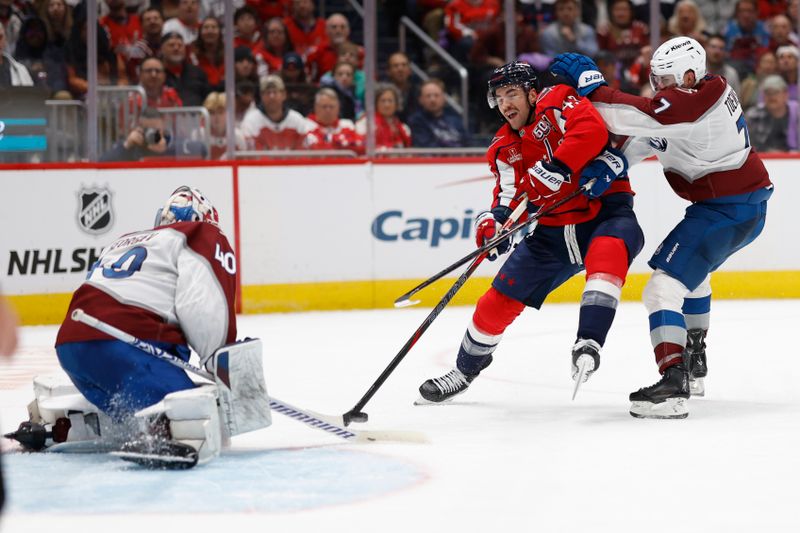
[{"xmin": 394, "ymin": 297, "xmax": 420, "ymax": 308}]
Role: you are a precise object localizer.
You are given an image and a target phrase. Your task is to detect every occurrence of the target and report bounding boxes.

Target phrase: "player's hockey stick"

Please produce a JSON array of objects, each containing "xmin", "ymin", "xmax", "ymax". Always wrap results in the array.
[
  {"xmin": 71, "ymin": 309, "xmax": 426, "ymax": 444},
  {"xmin": 394, "ymin": 181, "xmax": 595, "ymax": 308},
  {"xmin": 342, "ymin": 195, "xmax": 535, "ymax": 426},
  {"xmin": 395, "ymin": 195, "xmax": 529, "ymax": 308}
]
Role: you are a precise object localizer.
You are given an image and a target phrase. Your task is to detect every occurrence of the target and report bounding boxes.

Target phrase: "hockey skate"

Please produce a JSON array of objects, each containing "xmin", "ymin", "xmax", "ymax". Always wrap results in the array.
[
  {"xmin": 683, "ymin": 329, "xmax": 708, "ymax": 397},
  {"xmin": 113, "ymin": 435, "xmax": 199, "ymax": 470},
  {"xmin": 572, "ymin": 339, "xmax": 601, "ymax": 383},
  {"xmin": 629, "ymin": 363, "xmax": 691, "ymax": 419},
  {"xmin": 417, "ymin": 368, "xmax": 478, "ymax": 404}
]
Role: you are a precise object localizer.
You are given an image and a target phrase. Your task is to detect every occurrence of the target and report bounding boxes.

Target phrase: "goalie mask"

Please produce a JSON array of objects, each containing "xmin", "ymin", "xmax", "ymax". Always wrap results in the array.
[
  {"xmin": 649, "ymin": 36, "xmax": 707, "ymax": 92},
  {"xmin": 156, "ymin": 186, "xmax": 219, "ymax": 227}
]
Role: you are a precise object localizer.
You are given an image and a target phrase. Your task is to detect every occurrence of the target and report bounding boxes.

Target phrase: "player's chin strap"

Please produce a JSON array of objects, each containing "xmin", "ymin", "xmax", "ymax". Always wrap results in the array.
[{"xmin": 70, "ymin": 309, "xmax": 426, "ymax": 444}]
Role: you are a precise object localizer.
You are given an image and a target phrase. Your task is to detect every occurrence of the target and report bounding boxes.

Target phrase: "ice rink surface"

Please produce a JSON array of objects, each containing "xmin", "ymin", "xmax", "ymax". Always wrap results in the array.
[{"xmin": 1, "ymin": 299, "xmax": 799, "ymax": 533}]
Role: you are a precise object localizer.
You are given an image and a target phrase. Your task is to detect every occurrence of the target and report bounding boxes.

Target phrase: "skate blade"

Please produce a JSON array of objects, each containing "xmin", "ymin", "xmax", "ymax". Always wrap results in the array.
[
  {"xmin": 690, "ymin": 377, "xmax": 705, "ymax": 397},
  {"xmin": 629, "ymin": 398, "xmax": 688, "ymax": 419},
  {"xmin": 112, "ymin": 449, "xmax": 198, "ymax": 469},
  {"xmin": 414, "ymin": 396, "xmax": 450, "ymax": 406}
]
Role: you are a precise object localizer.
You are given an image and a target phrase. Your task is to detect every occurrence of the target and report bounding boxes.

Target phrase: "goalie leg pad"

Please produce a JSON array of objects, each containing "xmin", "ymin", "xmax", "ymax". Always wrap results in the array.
[
  {"xmin": 135, "ymin": 385, "xmax": 221, "ymax": 465},
  {"xmin": 211, "ymin": 338, "xmax": 272, "ymax": 437}
]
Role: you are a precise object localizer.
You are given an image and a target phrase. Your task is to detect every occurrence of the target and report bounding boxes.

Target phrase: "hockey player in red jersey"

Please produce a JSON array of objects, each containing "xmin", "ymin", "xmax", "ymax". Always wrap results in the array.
[
  {"xmin": 7, "ymin": 187, "xmax": 270, "ymax": 466},
  {"xmin": 418, "ymin": 62, "xmax": 644, "ymax": 403},
  {"xmin": 551, "ymin": 36, "xmax": 774, "ymax": 418}
]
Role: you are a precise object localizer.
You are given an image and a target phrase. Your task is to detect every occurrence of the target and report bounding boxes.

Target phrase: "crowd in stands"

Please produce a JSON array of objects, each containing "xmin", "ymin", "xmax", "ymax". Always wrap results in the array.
[{"xmin": 0, "ymin": 0, "xmax": 799, "ymax": 159}]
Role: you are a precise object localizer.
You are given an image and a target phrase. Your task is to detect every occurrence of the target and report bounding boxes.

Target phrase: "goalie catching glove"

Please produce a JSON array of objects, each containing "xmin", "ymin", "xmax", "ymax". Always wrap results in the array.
[
  {"xmin": 474, "ymin": 207, "xmax": 513, "ymax": 261},
  {"xmin": 579, "ymin": 147, "xmax": 628, "ymax": 198}
]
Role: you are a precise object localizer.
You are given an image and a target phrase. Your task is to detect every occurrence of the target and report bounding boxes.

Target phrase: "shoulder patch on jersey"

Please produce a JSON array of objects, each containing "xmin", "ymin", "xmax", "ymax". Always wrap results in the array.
[{"xmin": 532, "ymin": 115, "xmax": 554, "ymax": 140}]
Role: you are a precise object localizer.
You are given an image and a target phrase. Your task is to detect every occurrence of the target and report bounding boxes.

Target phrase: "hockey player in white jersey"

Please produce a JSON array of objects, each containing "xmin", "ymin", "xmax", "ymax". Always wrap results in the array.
[
  {"xmin": 6, "ymin": 186, "xmax": 270, "ymax": 467},
  {"xmin": 551, "ymin": 37, "xmax": 774, "ymax": 419}
]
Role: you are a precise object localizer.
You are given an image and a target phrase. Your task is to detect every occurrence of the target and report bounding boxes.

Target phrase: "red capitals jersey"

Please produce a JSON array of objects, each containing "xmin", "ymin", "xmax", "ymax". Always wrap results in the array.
[
  {"xmin": 445, "ymin": 0, "xmax": 499, "ymax": 40},
  {"xmin": 517, "ymin": 84, "xmax": 633, "ymax": 226},
  {"xmin": 56, "ymin": 222, "xmax": 237, "ymax": 361},
  {"xmin": 304, "ymin": 115, "xmax": 365, "ymax": 154},
  {"xmin": 486, "ymin": 123, "xmax": 528, "ymax": 216}
]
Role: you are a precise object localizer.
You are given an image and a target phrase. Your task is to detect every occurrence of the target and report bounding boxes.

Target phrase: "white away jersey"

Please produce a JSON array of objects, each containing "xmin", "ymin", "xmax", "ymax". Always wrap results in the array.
[{"xmin": 57, "ymin": 222, "xmax": 237, "ymax": 360}]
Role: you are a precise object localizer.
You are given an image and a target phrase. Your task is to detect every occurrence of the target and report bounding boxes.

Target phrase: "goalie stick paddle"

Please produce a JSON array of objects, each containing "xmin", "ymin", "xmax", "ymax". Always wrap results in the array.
[
  {"xmin": 394, "ymin": 181, "xmax": 595, "ymax": 308},
  {"xmin": 70, "ymin": 309, "xmax": 426, "ymax": 445}
]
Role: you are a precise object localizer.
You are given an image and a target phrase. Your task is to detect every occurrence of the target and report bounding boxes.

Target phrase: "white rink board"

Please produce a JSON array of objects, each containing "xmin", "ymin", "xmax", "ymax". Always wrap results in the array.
[{"xmin": 0, "ymin": 167, "xmax": 234, "ymax": 295}]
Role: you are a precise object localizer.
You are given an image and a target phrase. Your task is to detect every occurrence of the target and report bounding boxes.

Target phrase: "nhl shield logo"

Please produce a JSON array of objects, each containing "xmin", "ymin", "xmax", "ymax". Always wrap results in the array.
[{"xmin": 77, "ymin": 187, "xmax": 114, "ymax": 234}]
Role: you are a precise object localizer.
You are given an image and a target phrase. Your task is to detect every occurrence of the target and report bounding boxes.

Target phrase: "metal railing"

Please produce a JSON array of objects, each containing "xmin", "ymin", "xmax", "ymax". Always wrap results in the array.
[
  {"xmin": 46, "ymin": 100, "xmax": 86, "ymax": 162},
  {"xmin": 398, "ymin": 16, "xmax": 469, "ymax": 131},
  {"xmin": 160, "ymin": 106, "xmax": 211, "ymax": 160},
  {"xmin": 97, "ymin": 85, "xmax": 146, "ymax": 156},
  {"xmin": 375, "ymin": 147, "xmax": 485, "ymax": 157}
]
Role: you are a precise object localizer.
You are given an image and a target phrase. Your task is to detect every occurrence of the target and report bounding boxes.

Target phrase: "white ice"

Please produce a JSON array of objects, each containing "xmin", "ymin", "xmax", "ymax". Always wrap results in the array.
[{"xmin": 1, "ymin": 299, "xmax": 799, "ymax": 533}]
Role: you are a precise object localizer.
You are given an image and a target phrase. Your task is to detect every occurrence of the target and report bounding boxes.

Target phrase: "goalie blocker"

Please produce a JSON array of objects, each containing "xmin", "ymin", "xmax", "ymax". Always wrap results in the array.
[{"xmin": 6, "ymin": 338, "xmax": 272, "ymax": 468}]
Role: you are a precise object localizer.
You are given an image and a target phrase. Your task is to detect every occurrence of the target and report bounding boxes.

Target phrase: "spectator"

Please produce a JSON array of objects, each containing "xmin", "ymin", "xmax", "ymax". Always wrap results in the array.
[
  {"xmin": 623, "ymin": 43, "xmax": 654, "ymax": 94},
  {"xmin": 100, "ymin": 106, "xmax": 207, "ymax": 161},
  {"xmin": 100, "ymin": 0, "xmax": 142, "ymax": 60},
  {"xmin": 65, "ymin": 8, "xmax": 124, "ymax": 98},
  {"xmin": 724, "ymin": 0, "xmax": 770, "ymax": 77},
  {"xmin": 667, "ymin": 0, "xmax": 708, "ymax": 45},
  {"xmin": 776, "ymin": 44, "xmax": 799, "ymax": 101},
  {"xmin": 740, "ymin": 49, "xmax": 778, "ymax": 109},
  {"xmin": 160, "ymin": 31, "xmax": 210, "ymax": 106},
  {"xmin": 0, "ymin": 0, "xmax": 23, "ymax": 56},
  {"xmin": 261, "ymin": 17, "xmax": 292, "ymax": 72},
  {"xmin": 705, "ymin": 33, "xmax": 742, "ymax": 94},
  {"xmin": 745, "ymin": 74, "xmax": 799, "ymax": 151},
  {"xmin": 234, "ymin": 78, "xmax": 257, "ymax": 125},
  {"xmin": 469, "ymin": 7, "xmax": 539, "ymax": 69},
  {"xmin": 384, "ymin": 51, "xmax": 420, "ymax": 121},
  {"xmin": 0, "ymin": 21, "xmax": 32, "ymax": 86},
  {"xmin": 162, "ymin": 0, "xmax": 200, "ymax": 45},
  {"xmin": 244, "ymin": 0, "xmax": 289, "ymax": 24},
  {"xmin": 233, "ymin": 5, "xmax": 264, "ymax": 52},
  {"xmin": 321, "ymin": 60, "xmax": 360, "ymax": 120},
  {"xmin": 13, "ymin": 15, "xmax": 67, "ymax": 93},
  {"xmin": 140, "ymin": 7, "xmax": 164, "ymax": 54},
  {"xmin": 698, "ymin": 0, "xmax": 737, "ymax": 35},
  {"xmin": 199, "ymin": 0, "xmax": 244, "ymax": 20},
  {"xmin": 39, "ymin": 0, "xmax": 72, "ymax": 48},
  {"xmin": 597, "ymin": 0, "xmax": 649, "ymax": 68},
  {"xmin": 234, "ymin": 45, "xmax": 262, "ymax": 100},
  {"xmin": 202, "ymin": 91, "xmax": 248, "ymax": 159},
  {"xmin": 138, "ymin": 56, "xmax": 182, "ymax": 108},
  {"xmin": 539, "ymin": 0, "xmax": 598, "ymax": 58},
  {"xmin": 408, "ymin": 78, "xmax": 467, "ymax": 148},
  {"xmin": 758, "ymin": 0, "xmax": 788, "ymax": 19},
  {"xmin": 443, "ymin": 0, "xmax": 499, "ymax": 63},
  {"xmin": 768, "ymin": 14, "xmax": 799, "ymax": 51},
  {"xmin": 241, "ymin": 74, "xmax": 308, "ymax": 150},
  {"xmin": 320, "ymin": 42, "xmax": 365, "ymax": 103},
  {"xmin": 356, "ymin": 82, "xmax": 412, "ymax": 150},
  {"xmin": 193, "ymin": 16, "xmax": 224, "ymax": 91},
  {"xmin": 305, "ymin": 87, "xmax": 364, "ymax": 153},
  {"xmin": 307, "ymin": 13, "xmax": 363, "ymax": 82},
  {"xmin": 280, "ymin": 50, "xmax": 314, "ymax": 115},
  {"xmin": 283, "ymin": 0, "xmax": 326, "ymax": 57}
]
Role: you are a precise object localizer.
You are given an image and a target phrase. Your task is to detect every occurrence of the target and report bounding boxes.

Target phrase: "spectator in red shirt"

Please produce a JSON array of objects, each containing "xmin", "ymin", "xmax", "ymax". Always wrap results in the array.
[
  {"xmin": 138, "ymin": 56, "xmax": 182, "ymax": 108},
  {"xmin": 444, "ymin": 0, "xmax": 499, "ymax": 62},
  {"xmin": 283, "ymin": 0, "xmax": 326, "ymax": 57},
  {"xmin": 162, "ymin": 0, "xmax": 200, "ymax": 45},
  {"xmin": 305, "ymin": 87, "xmax": 364, "ymax": 153},
  {"xmin": 261, "ymin": 16, "xmax": 292, "ymax": 72},
  {"xmin": 355, "ymin": 82, "xmax": 411, "ymax": 150},
  {"xmin": 233, "ymin": 5, "xmax": 264, "ymax": 52},
  {"xmin": 306, "ymin": 13, "xmax": 363, "ymax": 81},
  {"xmin": 597, "ymin": 0, "xmax": 649, "ymax": 68},
  {"xmin": 245, "ymin": 0, "xmax": 289, "ymax": 24},
  {"xmin": 193, "ymin": 16, "xmax": 223, "ymax": 90},
  {"xmin": 100, "ymin": 0, "xmax": 141, "ymax": 57}
]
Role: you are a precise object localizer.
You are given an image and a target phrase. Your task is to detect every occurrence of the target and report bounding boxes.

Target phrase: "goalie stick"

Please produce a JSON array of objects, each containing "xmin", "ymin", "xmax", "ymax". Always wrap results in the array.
[
  {"xmin": 342, "ymin": 196, "xmax": 530, "ymax": 426},
  {"xmin": 394, "ymin": 181, "xmax": 595, "ymax": 307},
  {"xmin": 71, "ymin": 309, "xmax": 425, "ymax": 444}
]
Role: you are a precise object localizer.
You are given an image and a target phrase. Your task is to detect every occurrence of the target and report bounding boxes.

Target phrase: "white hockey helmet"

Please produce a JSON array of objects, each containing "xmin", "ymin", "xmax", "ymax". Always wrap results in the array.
[
  {"xmin": 649, "ymin": 36, "xmax": 707, "ymax": 91},
  {"xmin": 156, "ymin": 186, "xmax": 219, "ymax": 227}
]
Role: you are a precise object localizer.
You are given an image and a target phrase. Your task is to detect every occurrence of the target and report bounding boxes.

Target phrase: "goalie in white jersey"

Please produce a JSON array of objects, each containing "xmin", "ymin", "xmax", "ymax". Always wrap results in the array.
[
  {"xmin": 7, "ymin": 187, "xmax": 270, "ymax": 467},
  {"xmin": 551, "ymin": 37, "xmax": 774, "ymax": 419}
]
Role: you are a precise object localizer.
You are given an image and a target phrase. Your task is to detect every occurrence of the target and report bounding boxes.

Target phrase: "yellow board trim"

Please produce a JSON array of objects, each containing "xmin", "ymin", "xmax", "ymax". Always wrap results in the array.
[{"xmin": 9, "ymin": 271, "xmax": 800, "ymax": 325}]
